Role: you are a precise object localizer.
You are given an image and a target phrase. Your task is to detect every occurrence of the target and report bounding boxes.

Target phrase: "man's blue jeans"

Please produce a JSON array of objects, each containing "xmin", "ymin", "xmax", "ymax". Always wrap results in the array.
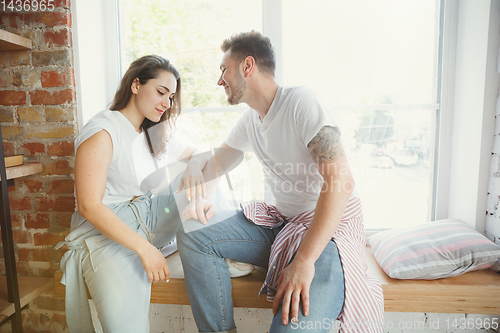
[{"xmin": 177, "ymin": 210, "xmax": 345, "ymax": 333}]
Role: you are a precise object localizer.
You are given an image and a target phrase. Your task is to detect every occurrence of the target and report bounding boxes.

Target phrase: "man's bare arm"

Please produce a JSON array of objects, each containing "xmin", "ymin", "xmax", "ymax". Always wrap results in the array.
[
  {"xmin": 273, "ymin": 125, "xmax": 354, "ymax": 324},
  {"xmin": 307, "ymin": 125, "xmax": 345, "ymax": 162}
]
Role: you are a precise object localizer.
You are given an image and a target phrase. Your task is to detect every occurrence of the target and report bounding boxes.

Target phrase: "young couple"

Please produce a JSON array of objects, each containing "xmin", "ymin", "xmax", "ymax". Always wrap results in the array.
[{"xmin": 58, "ymin": 31, "xmax": 384, "ymax": 333}]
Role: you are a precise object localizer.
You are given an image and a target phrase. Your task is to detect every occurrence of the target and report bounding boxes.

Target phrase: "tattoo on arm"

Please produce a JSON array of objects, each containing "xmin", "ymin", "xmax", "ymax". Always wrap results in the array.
[{"xmin": 307, "ymin": 126, "xmax": 345, "ymax": 163}]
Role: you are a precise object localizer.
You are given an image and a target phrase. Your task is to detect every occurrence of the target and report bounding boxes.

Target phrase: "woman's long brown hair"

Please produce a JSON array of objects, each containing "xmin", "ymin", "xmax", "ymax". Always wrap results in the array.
[{"xmin": 110, "ymin": 55, "xmax": 181, "ymax": 158}]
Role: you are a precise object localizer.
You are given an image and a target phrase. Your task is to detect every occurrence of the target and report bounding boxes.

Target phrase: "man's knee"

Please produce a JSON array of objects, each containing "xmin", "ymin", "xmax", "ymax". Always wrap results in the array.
[{"xmin": 176, "ymin": 224, "xmax": 206, "ymax": 254}]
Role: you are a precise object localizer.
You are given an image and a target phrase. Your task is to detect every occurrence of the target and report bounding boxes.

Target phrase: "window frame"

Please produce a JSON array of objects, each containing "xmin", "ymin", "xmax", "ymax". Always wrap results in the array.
[{"xmin": 73, "ymin": 0, "xmax": 500, "ymax": 233}]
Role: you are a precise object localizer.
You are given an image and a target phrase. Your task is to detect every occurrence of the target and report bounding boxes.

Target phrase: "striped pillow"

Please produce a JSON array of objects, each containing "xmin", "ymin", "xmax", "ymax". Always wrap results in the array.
[{"xmin": 366, "ymin": 219, "xmax": 500, "ymax": 279}]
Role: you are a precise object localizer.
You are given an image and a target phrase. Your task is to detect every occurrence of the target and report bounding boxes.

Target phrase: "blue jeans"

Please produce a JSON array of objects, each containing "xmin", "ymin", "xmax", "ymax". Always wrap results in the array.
[
  {"xmin": 59, "ymin": 174, "xmax": 187, "ymax": 333},
  {"xmin": 177, "ymin": 210, "xmax": 345, "ymax": 333}
]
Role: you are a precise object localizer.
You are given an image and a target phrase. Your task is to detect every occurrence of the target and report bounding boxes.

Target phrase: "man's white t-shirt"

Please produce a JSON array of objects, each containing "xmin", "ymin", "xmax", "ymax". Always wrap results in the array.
[
  {"xmin": 75, "ymin": 110, "xmax": 187, "ymax": 205},
  {"xmin": 225, "ymin": 86, "xmax": 357, "ymax": 217}
]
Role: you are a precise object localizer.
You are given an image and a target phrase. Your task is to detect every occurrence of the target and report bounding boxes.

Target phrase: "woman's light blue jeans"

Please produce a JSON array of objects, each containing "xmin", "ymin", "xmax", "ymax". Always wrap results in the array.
[
  {"xmin": 62, "ymin": 174, "xmax": 187, "ymax": 333},
  {"xmin": 177, "ymin": 210, "xmax": 345, "ymax": 333}
]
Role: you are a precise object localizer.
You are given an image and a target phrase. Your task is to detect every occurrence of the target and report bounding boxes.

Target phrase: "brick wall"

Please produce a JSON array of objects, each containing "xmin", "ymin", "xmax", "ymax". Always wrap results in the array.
[{"xmin": 0, "ymin": 1, "xmax": 75, "ymax": 331}]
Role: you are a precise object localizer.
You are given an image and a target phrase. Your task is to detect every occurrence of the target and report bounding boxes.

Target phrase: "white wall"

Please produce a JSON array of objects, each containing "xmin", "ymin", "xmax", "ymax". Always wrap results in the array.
[{"xmin": 447, "ymin": 0, "xmax": 500, "ymax": 234}]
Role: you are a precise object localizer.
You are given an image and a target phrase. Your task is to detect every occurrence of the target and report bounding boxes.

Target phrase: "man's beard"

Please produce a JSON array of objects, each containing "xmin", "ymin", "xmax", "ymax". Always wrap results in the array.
[{"xmin": 227, "ymin": 72, "xmax": 247, "ymax": 105}]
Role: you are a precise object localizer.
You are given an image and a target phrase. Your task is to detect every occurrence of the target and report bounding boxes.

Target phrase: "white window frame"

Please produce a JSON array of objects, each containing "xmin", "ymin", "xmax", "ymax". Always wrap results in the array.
[
  {"xmin": 71, "ymin": 0, "xmax": 121, "ymax": 127},
  {"xmin": 73, "ymin": 0, "xmax": 500, "ymax": 234}
]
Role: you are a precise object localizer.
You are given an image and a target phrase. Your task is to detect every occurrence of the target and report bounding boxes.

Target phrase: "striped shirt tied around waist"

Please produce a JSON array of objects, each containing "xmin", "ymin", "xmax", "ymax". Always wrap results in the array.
[{"xmin": 240, "ymin": 196, "xmax": 384, "ymax": 333}]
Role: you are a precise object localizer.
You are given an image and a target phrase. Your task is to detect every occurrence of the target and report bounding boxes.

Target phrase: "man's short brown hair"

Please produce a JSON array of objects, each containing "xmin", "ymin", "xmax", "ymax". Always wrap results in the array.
[{"xmin": 221, "ymin": 31, "xmax": 276, "ymax": 77}]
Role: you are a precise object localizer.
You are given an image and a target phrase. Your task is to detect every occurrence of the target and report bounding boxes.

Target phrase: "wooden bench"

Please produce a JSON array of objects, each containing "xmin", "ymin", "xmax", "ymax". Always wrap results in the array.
[{"xmin": 54, "ymin": 247, "xmax": 500, "ymax": 314}]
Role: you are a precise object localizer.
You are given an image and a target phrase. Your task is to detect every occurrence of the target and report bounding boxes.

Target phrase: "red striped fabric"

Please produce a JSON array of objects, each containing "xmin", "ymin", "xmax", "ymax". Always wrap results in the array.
[{"xmin": 241, "ymin": 197, "xmax": 384, "ymax": 333}]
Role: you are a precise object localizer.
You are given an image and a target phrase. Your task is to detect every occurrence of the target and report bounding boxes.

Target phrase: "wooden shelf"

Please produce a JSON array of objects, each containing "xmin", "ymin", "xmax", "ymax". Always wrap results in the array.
[
  {"xmin": 0, "ymin": 30, "xmax": 32, "ymax": 51},
  {"xmin": 1, "ymin": 163, "xmax": 42, "ymax": 181},
  {"xmin": 0, "ymin": 276, "xmax": 53, "ymax": 323}
]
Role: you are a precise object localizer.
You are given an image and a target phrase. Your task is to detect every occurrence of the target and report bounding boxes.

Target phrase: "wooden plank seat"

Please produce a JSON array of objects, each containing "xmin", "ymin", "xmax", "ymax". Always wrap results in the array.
[{"xmin": 53, "ymin": 247, "xmax": 500, "ymax": 314}]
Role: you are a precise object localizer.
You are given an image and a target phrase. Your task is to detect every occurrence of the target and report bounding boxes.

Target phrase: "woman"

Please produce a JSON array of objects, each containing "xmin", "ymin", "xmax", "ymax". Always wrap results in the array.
[{"xmin": 57, "ymin": 55, "xmax": 205, "ymax": 332}]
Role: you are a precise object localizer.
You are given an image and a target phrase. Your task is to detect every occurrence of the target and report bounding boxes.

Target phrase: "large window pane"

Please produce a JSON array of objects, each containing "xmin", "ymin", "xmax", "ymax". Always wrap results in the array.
[
  {"xmin": 118, "ymin": 0, "xmax": 441, "ymax": 228},
  {"xmin": 283, "ymin": 0, "xmax": 440, "ymax": 228},
  {"xmin": 177, "ymin": 111, "xmax": 265, "ymax": 207},
  {"xmin": 339, "ymin": 108, "xmax": 434, "ymax": 228},
  {"xmin": 283, "ymin": 0, "xmax": 439, "ymax": 105},
  {"xmin": 119, "ymin": 0, "xmax": 262, "ymax": 108}
]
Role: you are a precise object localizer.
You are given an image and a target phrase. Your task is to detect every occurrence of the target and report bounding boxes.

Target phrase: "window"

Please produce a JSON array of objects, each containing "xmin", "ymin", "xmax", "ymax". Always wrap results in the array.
[
  {"xmin": 117, "ymin": 0, "xmax": 442, "ymax": 228},
  {"xmin": 281, "ymin": 0, "xmax": 440, "ymax": 228}
]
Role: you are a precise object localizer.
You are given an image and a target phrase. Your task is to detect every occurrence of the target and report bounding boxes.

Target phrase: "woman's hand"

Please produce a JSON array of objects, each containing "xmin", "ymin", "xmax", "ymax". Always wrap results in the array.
[
  {"xmin": 176, "ymin": 161, "xmax": 207, "ymax": 202},
  {"xmin": 136, "ymin": 242, "xmax": 170, "ymax": 283},
  {"xmin": 181, "ymin": 198, "xmax": 217, "ymax": 224}
]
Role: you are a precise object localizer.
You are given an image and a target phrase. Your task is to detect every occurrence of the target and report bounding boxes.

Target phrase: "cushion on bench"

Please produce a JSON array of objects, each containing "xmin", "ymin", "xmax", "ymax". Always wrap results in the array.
[{"xmin": 367, "ymin": 219, "xmax": 500, "ymax": 280}]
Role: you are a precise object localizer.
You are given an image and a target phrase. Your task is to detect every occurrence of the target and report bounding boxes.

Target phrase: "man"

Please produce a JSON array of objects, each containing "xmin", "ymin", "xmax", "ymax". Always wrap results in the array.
[{"xmin": 177, "ymin": 31, "xmax": 384, "ymax": 333}]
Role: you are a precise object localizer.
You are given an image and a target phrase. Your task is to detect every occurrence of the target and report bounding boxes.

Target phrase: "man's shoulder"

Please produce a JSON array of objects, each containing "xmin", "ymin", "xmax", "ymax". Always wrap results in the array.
[
  {"xmin": 283, "ymin": 85, "xmax": 315, "ymax": 97},
  {"xmin": 281, "ymin": 86, "xmax": 322, "ymax": 107}
]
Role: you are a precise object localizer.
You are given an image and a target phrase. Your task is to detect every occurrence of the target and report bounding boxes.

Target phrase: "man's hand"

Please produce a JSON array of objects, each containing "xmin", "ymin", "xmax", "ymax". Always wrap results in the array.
[
  {"xmin": 272, "ymin": 259, "xmax": 315, "ymax": 325},
  {"xmin": 181, "ymin": 198, "xmax": 217, "ymax": 224},
  {"xmin": 176, "ymin": 162, "xmax": 207, "ymax": 202}
]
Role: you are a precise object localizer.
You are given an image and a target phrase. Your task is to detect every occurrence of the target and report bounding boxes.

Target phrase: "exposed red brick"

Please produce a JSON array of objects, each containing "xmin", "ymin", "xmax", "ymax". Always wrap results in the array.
[
  {"xmin": 54, "ymin": 0, "xmax": 71, "ymax": 9},
  {"xmin": 29, "ymin": 89, "xmax": 75, "ymax": 105},
  {"xmin": 47, "ymin": 179, "xmax": 74, "ymax": 194},
  {"xmin": 32, "ymin": 50, "xmax": 71, "ymax": 67},
  {"xmin": 10, "ymin": 213, "xmax": 23, "ymax": 228},
  {"xmin": 18, "ymin": 106, "xmax": 45, "ymax": 122},
  {"xmin": 41, "ymin": 70, "xmax": 70, "ymax": 87},
  {"xmin": 3, "ymin": 142, "xmax": 15, "ymax": 156},
  {"xmin": 13, "ymin": 229, "xmax": 32, "ymax": 244},
  {"xmin": 3, "ymin": 13, "xmax": 20, "ymax": 29},
  {"xmin": 34, "ymin": 11, "xmax": 70, "ymax": 28},
  {"xmin": 17, "ymin": 248, "xmax": 30, "ymax": 261},
  {"xmin": 8, "ymin": 195, "xmax": 32, "ymax": 211},
  {"xmin": 24, "ymin": 310, "xmax": 38, "ymax": 326},
  {"xmin": 0, "ymin": 90, "xmax": 26, "ymax": 105},
  {"xmin": 2, "ymin": 13, "xmax": 29, "ymax": 29},
  {"xmin": 51, "ymin": 313, "xmax": 66, "ymax": 326},
  {"xmin": 34, "ymin": 196, "xmax": 75, "ymax": 212},
  {"xmin": 39, "ymin": 159, "xmax": 73, "ymax": 176},
  {"xmin": 33, "ymin": 232, "xmax": 65, "ymax": 246},
  {"xmin": 26, "ymin": 213, "xmax": 50, "ymax": 228},
  {"xmin": 70, "ymin": 67, "xmax": 75, "ymax": 86},
  {"xmin": 36, "ymin": 263, "xmax": 60, "ymax": 277},
  {"xmin": 0, "ymin": 70, "xmax": 12, "ymax": 88},
  {"xmin": 34, "ymin": 294, "xmax": 65, "ymax": 312},
  {"xmin": 1, "ymin": 126, "xmax": 23, "ymax": 140},
  {"xmin": 21, "ymin": 142, "xmax": 45, "ymax": 157},
  {"xmin": 12, "ymin": 70, "xmax": 39, "ymax": 87},
  {"xmin": 0, "ymin": 52, "xmax": 30, "ymax": 68},
  {"xmin": 0, "ymin": 106, "xmax": 15, "ymax": 122},
  {"xmin": 17, "ymin": 248, "xmax": 53, "ymax": 262},
  {"xmin": 45, "ymin": 106, "xmax": 75, "ymax": 121},
  {"xmin": 54, "ymin": 246, "xmax": 66, "ymax": 262},
  {"xmin": 51, "ymin": 212, "xmax": 72, "ymax": 229},
  {"xmin": 19, "ymin": 179, "xmax": 43, "ymax": 193},
  {"xmin": 15, "ymin": 261, "xmax": 30, "ymax": 275},
  {"xmin": 27, "ymin": 124, "xmax": 74, "ymax": 139},
  {"xmin": 47, "ymin": 141, "xmax": 74, "ymax": 156},
  {"xmin": 43, "ymin": 29, "xmax": 69, "ymax": 48}
]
